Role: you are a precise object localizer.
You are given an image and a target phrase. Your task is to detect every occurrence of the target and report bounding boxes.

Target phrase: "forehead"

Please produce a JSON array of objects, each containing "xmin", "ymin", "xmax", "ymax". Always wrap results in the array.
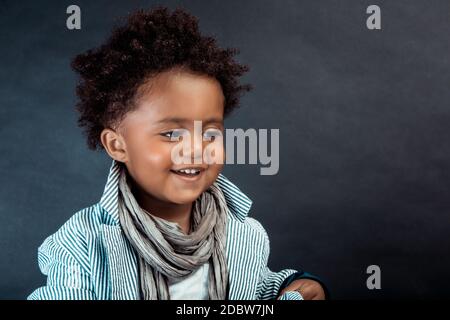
[{"xmin": 127, "ymin": 70, "xmax": 225, "ymax": 125}]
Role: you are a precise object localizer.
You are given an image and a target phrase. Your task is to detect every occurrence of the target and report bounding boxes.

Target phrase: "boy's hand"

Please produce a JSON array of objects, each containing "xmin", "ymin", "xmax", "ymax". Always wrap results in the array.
[{"xmin": 278, "ymin": 279, "xmax": 326, "ymax": 300}]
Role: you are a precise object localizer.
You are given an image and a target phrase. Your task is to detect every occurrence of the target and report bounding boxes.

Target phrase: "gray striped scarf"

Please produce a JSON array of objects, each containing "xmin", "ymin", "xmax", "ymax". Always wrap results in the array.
[{"xmin": 117, "ymin": 165, "xmax": 229, "ymax": 300}]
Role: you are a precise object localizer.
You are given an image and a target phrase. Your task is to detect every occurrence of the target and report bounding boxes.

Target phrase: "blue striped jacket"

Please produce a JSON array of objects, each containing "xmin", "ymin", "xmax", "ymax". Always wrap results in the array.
[{"xmin": 28, "ymin": 160, "xmax": 324, "ymax": 300}]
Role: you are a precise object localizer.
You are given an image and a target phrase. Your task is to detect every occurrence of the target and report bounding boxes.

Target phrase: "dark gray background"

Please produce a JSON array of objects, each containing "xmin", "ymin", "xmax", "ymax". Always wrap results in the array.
[{"xmin": 1, "ymin": 0, "xmax": 449, "ymax": 299}]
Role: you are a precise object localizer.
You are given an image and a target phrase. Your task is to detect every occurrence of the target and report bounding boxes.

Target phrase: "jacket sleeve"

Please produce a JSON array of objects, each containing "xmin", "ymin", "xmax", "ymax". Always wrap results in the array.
[
  {"xmin": 252, "ymin": 218, "xmax": 329, "ymax": 300},
  {"xmin": 27, "ymin": 214, "xmax": 97, "ymax": 300}
]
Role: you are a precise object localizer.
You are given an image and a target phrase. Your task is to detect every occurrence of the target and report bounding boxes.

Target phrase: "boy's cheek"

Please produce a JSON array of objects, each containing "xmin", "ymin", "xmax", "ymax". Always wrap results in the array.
[{"xmin": 209, "ymin": 163, "xmax": 224, "ymax": 180}]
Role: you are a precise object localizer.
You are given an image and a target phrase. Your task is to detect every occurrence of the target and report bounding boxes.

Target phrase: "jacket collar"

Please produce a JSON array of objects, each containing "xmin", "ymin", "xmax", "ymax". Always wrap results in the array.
[{"xmin": 99, "ymin": 159, "xmax": 252, "ymax": 225}]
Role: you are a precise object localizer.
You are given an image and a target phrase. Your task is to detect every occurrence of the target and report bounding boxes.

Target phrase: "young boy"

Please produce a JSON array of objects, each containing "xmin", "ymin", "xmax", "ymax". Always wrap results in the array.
[{"xmin": 28, "ymin": 7, "xmax": 328, "ymax": 300}]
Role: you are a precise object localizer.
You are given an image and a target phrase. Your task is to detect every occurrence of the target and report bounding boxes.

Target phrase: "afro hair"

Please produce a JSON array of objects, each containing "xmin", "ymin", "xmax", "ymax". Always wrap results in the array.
[{"xmin": 71, "ymin": 6, "xmax": 252, "ymax": 151}]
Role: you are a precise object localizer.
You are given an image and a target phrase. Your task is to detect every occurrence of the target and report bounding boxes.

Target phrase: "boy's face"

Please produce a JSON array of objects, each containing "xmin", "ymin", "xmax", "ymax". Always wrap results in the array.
[{"xmin": 105, "ymin": 70, "xmax": 225, "ymax": 206}]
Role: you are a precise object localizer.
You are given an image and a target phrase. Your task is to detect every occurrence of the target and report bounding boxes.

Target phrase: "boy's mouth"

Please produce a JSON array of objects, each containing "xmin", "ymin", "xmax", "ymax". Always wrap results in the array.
[{"xmin": 170, "ymin": 167, "xmax": 206, "ymax": 179}]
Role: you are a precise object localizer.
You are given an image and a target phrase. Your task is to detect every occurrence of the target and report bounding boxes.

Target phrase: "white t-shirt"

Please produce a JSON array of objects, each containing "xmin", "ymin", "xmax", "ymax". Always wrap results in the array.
[{"xmin": 168, "ymin": 262, "xmax": 210, "ymax": 300}]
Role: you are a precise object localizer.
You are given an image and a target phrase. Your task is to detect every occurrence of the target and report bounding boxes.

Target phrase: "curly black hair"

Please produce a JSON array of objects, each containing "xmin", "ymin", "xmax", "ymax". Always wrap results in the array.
[{"xmin": 71, "ymin": 6, "xmax": 252, "ymax": 151}]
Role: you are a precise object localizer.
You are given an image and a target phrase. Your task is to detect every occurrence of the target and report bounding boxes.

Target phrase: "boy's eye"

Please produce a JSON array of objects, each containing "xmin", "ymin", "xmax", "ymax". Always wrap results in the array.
[
  {"xmin": 203, "ymin": 128, "xmax": 223, "ymax": 142},
  {"xmin": 160, "ymin": 129, "xmax": 185, "ymax": 141}
]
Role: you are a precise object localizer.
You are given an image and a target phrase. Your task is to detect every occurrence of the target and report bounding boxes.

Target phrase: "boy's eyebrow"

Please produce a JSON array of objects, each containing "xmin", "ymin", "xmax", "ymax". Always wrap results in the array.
[{"xmin": 156, "ymin": 117, "xmax": 224, "ymax": 125}]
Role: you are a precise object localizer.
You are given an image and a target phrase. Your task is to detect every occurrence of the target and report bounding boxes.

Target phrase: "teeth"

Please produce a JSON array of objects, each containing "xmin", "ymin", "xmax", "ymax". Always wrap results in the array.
[{"xmin": 177, "ymin": 168, "xmax": 200, "ymax": 174}]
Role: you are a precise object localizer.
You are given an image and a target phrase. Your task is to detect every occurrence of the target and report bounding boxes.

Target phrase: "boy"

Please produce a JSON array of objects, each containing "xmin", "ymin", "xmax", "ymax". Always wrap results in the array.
[{"xmin": 28, "ymin": 7, "xmax": 328, "ymax": 300}]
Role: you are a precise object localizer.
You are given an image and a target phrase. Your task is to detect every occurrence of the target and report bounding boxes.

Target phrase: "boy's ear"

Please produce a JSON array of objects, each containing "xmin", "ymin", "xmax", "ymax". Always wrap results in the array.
[{"xmin": 100, "ymin": 128, "xmax": 128, "ymax": 163}]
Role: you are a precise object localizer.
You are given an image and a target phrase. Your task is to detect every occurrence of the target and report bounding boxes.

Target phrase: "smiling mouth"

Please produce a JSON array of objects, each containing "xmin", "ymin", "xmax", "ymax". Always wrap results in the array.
[{"xmin": 170, "ymin": 168, "xmax": 203, "ymax": 177}]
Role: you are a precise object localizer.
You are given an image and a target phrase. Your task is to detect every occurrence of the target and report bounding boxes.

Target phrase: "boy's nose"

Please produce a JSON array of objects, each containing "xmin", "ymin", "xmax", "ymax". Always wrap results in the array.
[{"xmin": 190, "ymin": 132, "xmax": 204, "ymax": 164}]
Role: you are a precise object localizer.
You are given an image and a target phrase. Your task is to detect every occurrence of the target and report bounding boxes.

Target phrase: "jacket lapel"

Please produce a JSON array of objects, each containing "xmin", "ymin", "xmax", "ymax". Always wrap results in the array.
[
  {"xmin": 225, "ymin": 215, "xmax": 261, "ymax": 300},
  {"xmin": 100, "ymin": 224, "xmax": 139, "ymax": 299}
]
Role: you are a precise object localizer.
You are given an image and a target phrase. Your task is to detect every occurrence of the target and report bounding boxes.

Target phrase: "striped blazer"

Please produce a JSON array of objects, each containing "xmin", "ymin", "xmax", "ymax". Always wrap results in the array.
[{"xmin": 27, "ymin": 160, "xmax": 324, "ymax": 300}]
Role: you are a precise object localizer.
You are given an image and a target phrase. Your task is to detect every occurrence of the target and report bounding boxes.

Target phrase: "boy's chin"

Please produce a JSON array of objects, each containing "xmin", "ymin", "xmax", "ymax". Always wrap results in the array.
[{"xmin": 169, "ymin": 191, "xmax": 204, "ymax": 205}]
